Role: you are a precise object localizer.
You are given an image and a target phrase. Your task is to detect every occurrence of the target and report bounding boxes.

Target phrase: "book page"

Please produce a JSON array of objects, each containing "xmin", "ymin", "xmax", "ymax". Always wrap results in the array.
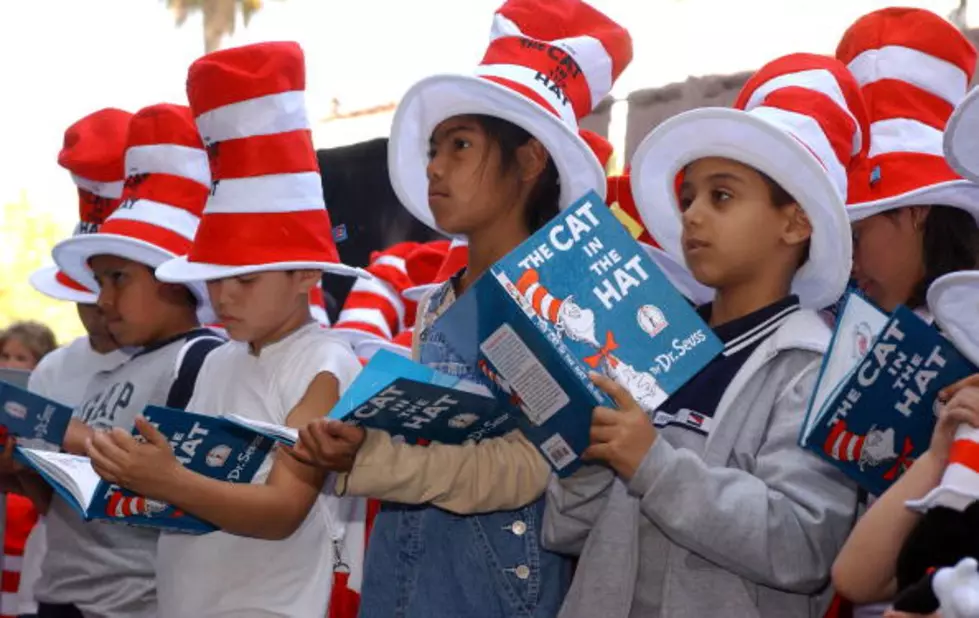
[
  {"xmin": 480, "ymin": 323, "xmax": 570, "ymax": 426},
  {"xmin": 222, "ymin": 414, "xmax": 298, "ymax": 445},
  {"xmin": 20, "ymin": 449, "xmax": 100, "ymax": 510}
]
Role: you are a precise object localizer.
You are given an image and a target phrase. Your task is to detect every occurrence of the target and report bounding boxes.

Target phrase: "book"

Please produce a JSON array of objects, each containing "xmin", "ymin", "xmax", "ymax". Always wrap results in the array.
[
  {"xmin": 17, "ymin": 405, "xmax": 275, "ymax": 534},
  {"xmin": 0, "ymin": 380, "xmax": 73, "ymax": 452},
  {"xmin": 800, "ymin": 293, "xmax": 978, "ymax": 495},
  {"xmin": 427, "ymin": 189, "xmax": 724, "ymax": 476}
]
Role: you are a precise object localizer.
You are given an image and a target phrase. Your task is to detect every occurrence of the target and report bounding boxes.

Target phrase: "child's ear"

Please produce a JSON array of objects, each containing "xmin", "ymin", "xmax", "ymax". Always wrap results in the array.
[
  {"xmin": 159, "ymin": 283, "xmax": 197, "ymax": 308},
  {"xmin": 781, "ymin": 203, "xmax": 813, "ymax": 248},
  {"xmin": 291, "ymin": 269, "xmax": 322, "ymax": 293},
  {"xmin": 516, "ymin": 139, "xmax": 550, "ymax": 185}
]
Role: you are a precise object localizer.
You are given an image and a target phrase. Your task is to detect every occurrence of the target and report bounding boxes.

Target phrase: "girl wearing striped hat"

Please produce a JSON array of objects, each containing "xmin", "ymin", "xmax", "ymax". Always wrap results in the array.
[
  {"xmin": 546, "ymin": 52, "xmax": 868, "ymax": 618},
  {"xmin": 85, "ymin": 42, "xmax": 366, "ymax": 618},
  {"xmin": 293, "ymin": 1, "xmax": 632, "ymax": 616},
  {"xmin": 838, "ymin": 8, "xmax": 979, "ymax": 316}
]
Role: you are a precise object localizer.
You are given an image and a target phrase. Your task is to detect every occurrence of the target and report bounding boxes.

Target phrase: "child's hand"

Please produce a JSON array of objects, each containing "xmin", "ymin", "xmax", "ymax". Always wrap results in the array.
[
  {"xmin": 290, "ymin": 419, "xmax": 366, "ymax": 472},
  {"xmin": 582, "ymin": 372, "xmax": 658, "ymax": 480},
  {"xmin": 929, "ymin": 386, "xmax": 979, "ymax": 467},
  {"xmin": 87, "ymin": 417, "xmax": 180, "ymax": 497},
  {"xmin": 939, "ymin": 373, "xmax": 979, "ymax": 403}
]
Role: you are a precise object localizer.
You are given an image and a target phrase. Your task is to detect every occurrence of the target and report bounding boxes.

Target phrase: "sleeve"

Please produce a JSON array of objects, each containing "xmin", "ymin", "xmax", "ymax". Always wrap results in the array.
[
  {"xmin": 541, "ymin": 464, "xmax": 616, "ymax": 556},
  {"xmin": 626, "ymin": 358, "xmax": 859, "ymax": 594},
  {"xmin": 165, "ymin": 335, "xmax": 224, "ymax": 410},
  {"xmin": 26, "ymin": 352, "xmax": 57, "ymax": 399},
  {"xmin": 336, "ymin": 427, "xmax": 552, "ymax": 515}
]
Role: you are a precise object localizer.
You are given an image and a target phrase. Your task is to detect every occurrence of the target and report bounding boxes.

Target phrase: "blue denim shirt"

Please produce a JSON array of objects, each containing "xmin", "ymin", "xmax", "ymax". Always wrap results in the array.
[{"xmin": 358, "ymin": 282, "xmax": 572, "ymax": 618}]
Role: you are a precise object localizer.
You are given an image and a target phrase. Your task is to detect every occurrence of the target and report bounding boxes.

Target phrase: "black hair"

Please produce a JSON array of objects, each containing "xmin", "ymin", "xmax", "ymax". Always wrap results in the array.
[
  {"xmin": 470, "ymin": 115, "xmax": 561, "ymax": 232},
  {"xmin": 885, "ymin": 205, "xmax": 979, "ymax": 308},
  {"xmin": 760, "ymin": 172, "xmax": 810, "ymax": 269}
]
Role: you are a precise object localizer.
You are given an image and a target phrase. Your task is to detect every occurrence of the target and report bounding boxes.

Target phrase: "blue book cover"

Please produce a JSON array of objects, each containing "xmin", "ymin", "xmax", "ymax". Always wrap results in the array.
[
  {"xmin": 324, "ymin": 350, "xmax": 518, "ymax": 445},
  {"xmin": 428, "ymin": 190, "xmax": 724, "ymax": 476},
  {"xmin": 800, "ymin": 304, "xmax": 977, "ymax": 495},
  {"xmin": 0, "ymin": 380, "xmax": 73, "ymax": 452},
  {"xmin": 17, "ymin": 406, "xmax": 274, "ymax": 534}
]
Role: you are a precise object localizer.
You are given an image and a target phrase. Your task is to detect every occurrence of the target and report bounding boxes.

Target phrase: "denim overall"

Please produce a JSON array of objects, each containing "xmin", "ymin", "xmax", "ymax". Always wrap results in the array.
[{"xmin": 358, "ymin": 281, "xmax": 572, "ymax": 618}]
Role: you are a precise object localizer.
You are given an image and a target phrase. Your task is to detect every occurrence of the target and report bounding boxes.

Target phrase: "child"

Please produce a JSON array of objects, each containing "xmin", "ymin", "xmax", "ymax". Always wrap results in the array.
[
  {"xmin": 0, "ymin": 323, "xmax": 56, "ymax": 371},
  {"xmin": 30, "ymin": 103, "xmax": 221, "ymax": 618},
  {"xmin": 837, "ymin": 8, "xmax": 979, "ymax": 315},
  {"xmin": 14, "ymin": 107, "xmax": 133, "ymax": 618},
  {"xmin": 85, "ymin": 42, "xmax": 364, "ymax": 618},
  {"xmin": 544, "ymin": 53, "xmax": 867, "ymax": 618},
  {"xmin": 292, "ymin": 2, "xmax": 632, "ymax": 616}
]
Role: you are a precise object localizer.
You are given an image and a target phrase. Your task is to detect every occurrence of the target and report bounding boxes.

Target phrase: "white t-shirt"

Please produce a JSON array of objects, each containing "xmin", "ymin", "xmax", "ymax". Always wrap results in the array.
[
  {"xmin": 156, "ymin": 323, "xmax": 361, "ymax": 618},
  {"xmin": 19, "ymin": 337, "xmax": 128, "ymax": 614}
]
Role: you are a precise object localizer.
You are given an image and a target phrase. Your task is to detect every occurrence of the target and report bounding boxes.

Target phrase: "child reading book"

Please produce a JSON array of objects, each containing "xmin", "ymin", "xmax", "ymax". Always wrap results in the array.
[
  {"xmin": 543, "ymin": 53, "xmax": 868, "ymax": 618},
  {"xmin": 291, "ymin": 2, "xmax": 632, "ymax": 616},
  {"xmin": 84, "ymin": 42, "xmax": 364, "ymax": 618},
  {"xmin": 837, "ymin": 8, "xmax": 979, "ymax": 316},
  {"xmin": 29, "ymin": 103, "xmax": 222, "ymax": 618}
]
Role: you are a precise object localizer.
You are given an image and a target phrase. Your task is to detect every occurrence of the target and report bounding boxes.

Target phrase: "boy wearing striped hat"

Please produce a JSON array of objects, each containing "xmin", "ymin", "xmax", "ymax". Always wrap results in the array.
[
  {"xmin": 545, "ymin": 53, "xmax": 868, "ymax": 618},
  {"xmin": 85, "ymin": 42, "xmax": 365, "ymax": 618},
  {"xmin": 29, "ymin": 103, "xmax": 224, "ymax": 618}
]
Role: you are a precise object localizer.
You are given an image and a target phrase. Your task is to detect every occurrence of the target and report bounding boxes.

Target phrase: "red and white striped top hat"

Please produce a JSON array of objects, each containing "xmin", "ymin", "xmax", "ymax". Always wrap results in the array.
[
  {"xmin": 53, "ymin": 103, "xmax": 215, "ymax": 322},
  {"xmin": 902, "ymin": 270, "xmax": 979, "ymax": 511},
  {"xmin": 945, "ymin": 86, "xmax": 979, "ymax": 183},
  {"xmin": 403, "ymin": 238, "xmax": 469, "ymax": 303},
  {"xmin": 309, "ymin": 281, "xmax": 331, "ymax": 327},
  {"xmin": 156, "ymin": 41, "xmax": 367, "ymax": 283},
  {"xmin": 579, "ymin": 128, "xmax": 614, "ymax": 172},
  {"xmin": 837, "ymin": 8, "xmax": 979, "ymax": 221},
  {"xmin": 388, "ymin": 0, "xmax": 632, "ymax": 232},
  {"xmin": 333, "ymin": 243, "xmax": 420, "ymax": 346},
  {"xmin": 630, "ymin": 53, "xmax": 870, "ymax": 309},
  {"xmin": 515, "ymin": 269, "xmax": 565, "ymax": 323},
  {"xmin": 31, "ymin": 108, "xmax": 132, "ymax": 304}
]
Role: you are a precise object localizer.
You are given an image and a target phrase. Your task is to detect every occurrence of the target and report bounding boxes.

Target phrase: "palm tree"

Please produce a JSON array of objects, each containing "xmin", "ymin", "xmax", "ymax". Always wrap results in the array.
[{"xmin": 164, "ymin": 0, "xmax": 274, "ymax": 53}]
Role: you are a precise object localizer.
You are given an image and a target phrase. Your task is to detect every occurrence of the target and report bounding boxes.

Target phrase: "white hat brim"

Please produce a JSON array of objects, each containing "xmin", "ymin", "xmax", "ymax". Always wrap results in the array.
[
  {"xmin": 630, "ymin": 107, "xmax": 852, "ymax": 310},
  {"xmin": 389, "ymin": 73, "xmax": 606, "ymax": 232},
  {"xmin": 356, "ymin": 338, "xmax": 411, "ymax": 360},
  {"xmin": 945, "ymin": 86, "xmax": 979, "ymax": 185},
  {"xmin": 53, "ymin": 234, "xmax": 217, "ymax": 325},
  {"xmin": 29, "ymin": 266, "xmax": 97, "ymax": 304},
  {"xmin": 927, "ymin": 269, "xmax": 979, "ymax": 367},
  {"xmin": 845, "ymin": 180, "xmax": 979, "ymax": 223},
  {"xmin": 403, "ymin": 283, "xmax": 438, "ymax": 303},
  {"xmin": 331, "ymin": 328, "xmax": 391, "ymax": 349},
  {"xmin": 906, "ymin": 483, "xmax": 979, "ymax": 513},
  {"xmin": 155, "ymin": 256, "xmax": 371, "ymax": 284},
  {"xmin": 641, "ymin": 245, "xmax": 714, "ymax": 306}
]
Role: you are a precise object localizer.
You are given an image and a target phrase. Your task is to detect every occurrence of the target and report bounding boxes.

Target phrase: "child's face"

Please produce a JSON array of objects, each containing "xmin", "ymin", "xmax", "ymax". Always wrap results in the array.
[
  {"xmin": 426, "ymin": 116, "xmax": 515, "ymax": 235},
  {"xmin": 90, "ymin": 255, "xmax": 175, "ymax": 347},
  {"xmin": 206, "ymin": 270, "xmax": 319, "ymax": 346},
  {"xmin": 677, "ymin": 157, "xmax": 809, "ymax": 292},
  {"xmin": 76, "ymin": 303, "xmax": 116, "ymax": 348},
  {"xmin": 0, "ymin": 338, "xmax": 37, "ymax": 370},
  {"xmin": 851, "ymin": 209, "xmax": 927, "ymax": 312}
]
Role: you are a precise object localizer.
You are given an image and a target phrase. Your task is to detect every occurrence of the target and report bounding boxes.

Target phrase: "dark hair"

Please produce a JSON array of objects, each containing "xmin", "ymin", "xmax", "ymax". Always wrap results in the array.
[
  {"xmin": 760, "ymin": 172, "xmax": 810, "ymax": 268},
  {"xmin": 885, "ymin": 206, "xmax": 979, "ymax": 308},
  {"xmin": 471, "ymin": 115, "xmax": 561, "ymax": 232}
]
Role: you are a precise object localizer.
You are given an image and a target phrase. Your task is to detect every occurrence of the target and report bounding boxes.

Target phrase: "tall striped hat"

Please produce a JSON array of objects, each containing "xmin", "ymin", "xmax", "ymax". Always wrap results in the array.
[
  {"xmin": 53, "ymin": 104, "xmax": 214, "ymax": 321},
  {"xmin": 309, "ymin": 281, "xmax": 331, "ymax": 327},
  {"xmin": 403, "ymin": 238, "xmax": 469, "ymax": 303},
  {"xmin": 630, "ymin": 53, "xmax": 870, "ymax": 309},
  {"xmin": 156, "ymin": 41, "xmax": 367, "ymax": 283},
  {"xmin": 515, "ymin": 269, "xmax": 563, "ymax": 324},
  {"xmin": 31, "ymin": 108, "xmax": 132, "ymax": 304},
  {"xmin": 333, "ymin": 242, "xmax": 420, "ymax": 346},
  {"xmin": 837, "ymin": 8, "xmax": 979, "ymax": 221},
  {"xmin": 388, "ymin": 0, "xmax": 632, "ymax": 232}
]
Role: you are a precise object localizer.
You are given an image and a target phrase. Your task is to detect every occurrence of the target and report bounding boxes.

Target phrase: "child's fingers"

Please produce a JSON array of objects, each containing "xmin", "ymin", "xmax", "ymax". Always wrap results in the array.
[
  {"xmin": 325, "ymin": 420, "xmax": 362, "ymax": 444},
  {"xmin": 940, "ymin": 373, "xmax": 979, "ymax": 402},
  {"xmin": 589, "ymin": 424, "xmax": 617, "ymax": 445},
  {"xmin": 88, "ymin": 443, "xmax": 124, "ymax": 483},
  {"xmin": 91, "ymin": 432, "xmax": 131, "ymax": 464},
  {"xmin": 582, "ymin": 443, "xmax": 612, "ymax": 463},
  {"xmin": 589, "ymin": 372, "xmax": 633, "ymax": 409},
  {"xmin": 134, "ymin": 417, "xmax": 169, "ymax": 448}
]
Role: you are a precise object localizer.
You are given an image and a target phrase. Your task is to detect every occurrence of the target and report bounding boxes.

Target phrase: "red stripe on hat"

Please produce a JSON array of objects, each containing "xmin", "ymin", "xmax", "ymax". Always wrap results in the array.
[
  {"xmin": 516, "ymin": 269, "xmax": 539, "ymax": 295},
  {"xmin": 187, "ymin": 42, "xmax": 305, "ymax": 116},
  {"xmin": 848, "ymin": 152, "xmax": 962, "ymax": 206},
  {"xmin": 209, "ymin": 130, "xmax": 320, "ymax": 181},
  {"xmin": 482, "ymin": 37, "xmax": 593, "ymax": 119},
  {"xmin": 480, "ymin": 75, "xmax": 564, "ymax": 123},
  {"xmin": 860, "ymin": 80, "xmax": 955, "ymax": 132},
  {"xmin": 759, "ymin": 86, "xmax": 856, "ymax": 170},
  {"xmin": 58, "ymin": 108, "xmax": 132, "ymax": 183},
  {"xmin": 949, "ymin": 437, "xmax": 979, "ymax": 473},
  {"xmin": 55, "ymin": 270, "xmax": 92, "ymax": 293},
  {"xmin": 531, "ymin": 286, "xmax": 550, "ymax": 314},
  {"xmin": 98, "ymin": 218, "xmax": 194, "ymax": 258},
  {"xmin": 126, "ymin": 104, "xmax": 203, "ymax": 150},
  {"xmin": 188, "ymin": 210, "xmax": 339, "ymax": 266},
  {"xmin": 78, "ymin": 190, "xmax": 121, "ymax": 229},
  {"xmin": 122, "ymin": 174, "xmax": 211, "ymax": 217},
  {"xmin": 836, "ymin": 8, "xmax": 976, "ymax": 77},
  {"xmin": 344, "ymin": 290, "xmax": 400, "ymax": 334}
]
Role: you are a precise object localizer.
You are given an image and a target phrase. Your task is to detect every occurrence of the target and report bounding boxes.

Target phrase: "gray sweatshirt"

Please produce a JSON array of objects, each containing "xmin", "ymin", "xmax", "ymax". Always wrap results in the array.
[{"xmin": 543, "ymin": 310, "xmax": 859, "ymax": 618}]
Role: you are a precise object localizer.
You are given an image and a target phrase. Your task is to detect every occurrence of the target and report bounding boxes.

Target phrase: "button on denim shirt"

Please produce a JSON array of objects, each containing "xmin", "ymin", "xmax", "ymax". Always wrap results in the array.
[{"xmin": 358, "ymin": 282, "xmax": 571, "ymax": 618}]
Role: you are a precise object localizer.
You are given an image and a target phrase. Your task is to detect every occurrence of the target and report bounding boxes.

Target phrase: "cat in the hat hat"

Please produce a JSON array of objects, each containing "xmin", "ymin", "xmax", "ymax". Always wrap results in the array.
[
  {"xmin": 293, "ymin": 2, "xmax": 633, "ymax": 617},
  {"xmin": 837, "ymin": 7, "xmax": 979, "ymax": 317}
]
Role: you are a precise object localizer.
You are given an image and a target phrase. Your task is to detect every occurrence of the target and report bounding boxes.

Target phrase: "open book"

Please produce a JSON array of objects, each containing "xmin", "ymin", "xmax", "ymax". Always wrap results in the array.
[
  {"xmin": 17, "ymin": 405, "xmax": 275, "ymax": 533},
  {"xmin": 800, "ymin": 292, "xmax": 977, "ymax": 495}
]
